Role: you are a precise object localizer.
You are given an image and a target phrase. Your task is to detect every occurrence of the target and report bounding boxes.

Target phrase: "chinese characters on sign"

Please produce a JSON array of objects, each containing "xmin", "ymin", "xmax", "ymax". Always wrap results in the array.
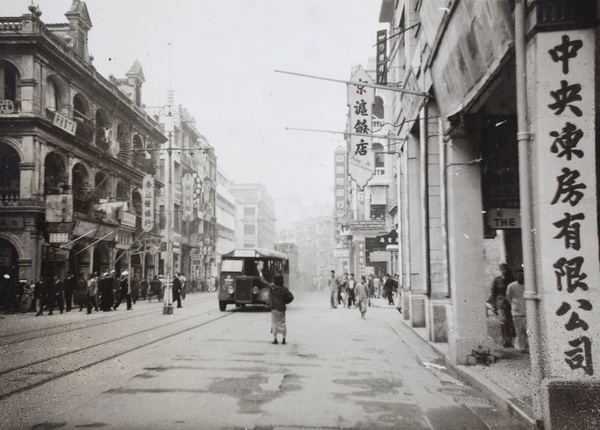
[
  {"xmin": 52, "ymin": 111, "xmax": 77, "ymax": 136},
  {"xmin": 537, "ymin": 30, "xmax": 598, "ymax": 378},
  {"xmin": 376, "ymin": 30, "xmax": 387, "ymax": 85},
  {"xmin": 334, "ymin": 147, "xmax": 347, "ymax": 219},
  {"xmin": 347, "ymin": 66, "xmax": 374, "ymax": 189},
  {"xmin": 182, "ymin": 173, "xmax": 194, "ymax": 221},
  {"xmin": 141, "ymin": 175, "xmax": 154, "ymax": 231}
]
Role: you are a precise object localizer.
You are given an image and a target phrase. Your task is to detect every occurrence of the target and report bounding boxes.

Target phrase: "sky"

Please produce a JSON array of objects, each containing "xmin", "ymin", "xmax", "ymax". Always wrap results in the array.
[{"xmin": 3, "ymin": 0, "xmax": 386, "ymax": 207}]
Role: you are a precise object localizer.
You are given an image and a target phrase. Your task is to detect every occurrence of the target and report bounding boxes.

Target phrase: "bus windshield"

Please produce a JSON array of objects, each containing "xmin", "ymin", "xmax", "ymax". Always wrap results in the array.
[{"xmin": 221, "ymin": 260, "xmax": 244, "ymax": 273}]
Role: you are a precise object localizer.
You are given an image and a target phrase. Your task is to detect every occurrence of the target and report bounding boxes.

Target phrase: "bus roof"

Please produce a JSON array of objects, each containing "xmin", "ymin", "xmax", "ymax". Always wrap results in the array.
[{"xmin": 222, "ymin": 248, "xmax": 288, "ymax": 260}]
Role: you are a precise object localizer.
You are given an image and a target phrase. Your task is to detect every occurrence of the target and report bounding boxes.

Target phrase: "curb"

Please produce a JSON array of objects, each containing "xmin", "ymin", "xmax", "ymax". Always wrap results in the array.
[{"xmin": 387, "ymin": 320, "xmax": 537, "ymax": 429}]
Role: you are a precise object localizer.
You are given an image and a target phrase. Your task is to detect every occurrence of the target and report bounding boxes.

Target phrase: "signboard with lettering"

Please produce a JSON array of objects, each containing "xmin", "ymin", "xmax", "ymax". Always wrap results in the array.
[
  {"xmin": 334, "ymin": 146, "xmax": 347, "ymax": 219},
  {"xmin": 332, "ymin": 248, "xmax": 350, "ymax": 259},
  {"xmin": 534, "ymin": 29, "xmax": 599, "ymax": 381},
  {"xmin": 45, "ymin": 194, "xmax": 73, "ymax": 222},
  {"xmin": 487, "ymin": 208, "xmax": 521, "ymax": 229},
  {"xmin": 349, "ymin": 220, "xmax": 386, "ymax": 230},
  {"xmin": 0, "ymin": 100, "xmax": 15, "ymax": 114},
  {"xmin": 0, "ymin": 217, "xmax": 24, "ymax": 229},
  {"xmin": 49, "ymin": 233, "xmax": 69, "ymax": 243},
  {"xmin": 369, "ymin": 250, "xmax": 390, "ymax": 262},
  {"xmin": 347, "ymin": 66, "xmax": 374, "ymax": 190},
  {"xmin": 120, "ymin": 212, "xmax": 136, "ymax": 228},
  {"xmin": 376, "ymin": 30, "xmax": 387, "ymax": 85},
  {"xmin": 141, "ymin": 175, "xmax": 154, "ymax": 231},
  {"xmin": 52, "ymin": 111, "xmax": 77, "ymax": 135}
]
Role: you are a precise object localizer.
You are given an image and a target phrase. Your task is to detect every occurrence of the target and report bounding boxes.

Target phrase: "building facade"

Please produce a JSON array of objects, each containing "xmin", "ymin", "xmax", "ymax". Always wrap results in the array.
[
  {"xmin": 145, "ymin": 102, "xmax": 217, "ymax": 281},
  {"xmin": 229, "ymin": 183, "xmax": 276, "ymax": 250},
  {"xmin": 0, "ymin": 2, "xmax": 166, "ymax": 286},
  {"xmin": 215, "ymin": 167, "xmax": 237, "ymax": 265},
  {"xmin": 378, "ymin": 0, "xmax": 599, "ymax": 426}
]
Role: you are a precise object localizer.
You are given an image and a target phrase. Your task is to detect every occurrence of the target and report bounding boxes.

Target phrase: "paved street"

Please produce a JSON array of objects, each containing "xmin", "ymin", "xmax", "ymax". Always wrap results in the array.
[{"xmin": 0, "ymin": 290, "xmax": 527, "ymax": 430}]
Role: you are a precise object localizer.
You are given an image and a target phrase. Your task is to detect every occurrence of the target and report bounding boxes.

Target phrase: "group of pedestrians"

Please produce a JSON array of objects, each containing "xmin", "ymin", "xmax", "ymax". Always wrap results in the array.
[{"xmin": 488, "ymin": 263, "xmax": 528, "ymax": 353}]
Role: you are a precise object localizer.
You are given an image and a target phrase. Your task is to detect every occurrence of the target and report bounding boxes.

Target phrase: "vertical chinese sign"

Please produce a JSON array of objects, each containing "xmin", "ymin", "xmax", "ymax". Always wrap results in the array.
[
  {"xmin": 535, "ymin": 29, "xmax": 599, "ymax": 383},
  {"xmin": 142, "ymin": 174, "xmax": 154, "ymax": 231},
  {"xmin": 182, "ymin": 173, "xmax": 194, "ymax": 221},
  {"xmin": 334, "ymin": 146, "xmax": 347, "ymax": 220},
  {"xmin": 376, "ymin": 30, "xmax": 387, "ymax": 86},
  {"xmin": 347, "ymin": 65, "xmax": 375, "ymax": 190}
]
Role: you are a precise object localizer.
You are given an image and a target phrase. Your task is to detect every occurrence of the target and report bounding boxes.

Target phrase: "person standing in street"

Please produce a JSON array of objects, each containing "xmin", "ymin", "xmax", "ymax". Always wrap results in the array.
[
  {"xmin": 100, "ymin": 272, "xmax": 113, "ymax": 311},
  {"xmin": 489, "ymin": 263, "xmax": 515, "ymax": 348},
  {"xmin": 86, "ymin": 273, "xmax": 99, "ymax": 314},
  {"xmin": 49, "ymin": 275, "xmax": 64, "ymax": 315},
  {"xmin": 75, "ymin": 273, "xmax": 87, "ymax": 311},
  {"xmin": 63, "ymin": 273, "xmax": 76, "ymax": 312},
  {"xmin": 328, "ymin": 270, "xmax": 339, "ymax": 309},
  {"xmin": 338, "ymin": 273, "xmax": 348, "ymax": 308},
  {"xmin": 356, "ymin": 275, "xmax": 369, "ymax": 319},
  {"xmin": 372, "ymin": 275, "xmax": 381, "ymax": 298},
  {"xmin": 258, "ymin": 266, "xmax": 293, "ymax": 345},
  {"xmin": 149, "ymin": 275, "xmax": 161, "ymax": 302},
  {"xmin": 34, "ymin": 276, "xmax": 47, "ymax": 316},
  {"xmin": 113, "ymin": 271, "xmax": 132, "ymax": 310},
  {"xmin": 506, "ymin": 268, "xmax": 528, "ymax": 353},
  {"xmin": 383, "ymin": 273, "xmax": 395, "ymax": 306},
  {"xmin": 347, "ymin": 273, "xmax": 356, "ymax": 309},
  {"xmin": 172, "ymin": 273, "xmax": 183, "ymax": 308},
  {"xmin": 130, "ymin": 272, "xmax": 140, "ymax": 305}
]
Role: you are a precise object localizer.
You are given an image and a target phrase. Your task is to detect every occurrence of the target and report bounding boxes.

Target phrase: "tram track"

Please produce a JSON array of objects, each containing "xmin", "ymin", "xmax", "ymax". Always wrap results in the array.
[
  {"xmin": 0, "ymin": 304, "xmax": 234, "ymax": 401},
  {"xmin": 0, "ymin": 293, "xmax": 217, "ymax": 346}
]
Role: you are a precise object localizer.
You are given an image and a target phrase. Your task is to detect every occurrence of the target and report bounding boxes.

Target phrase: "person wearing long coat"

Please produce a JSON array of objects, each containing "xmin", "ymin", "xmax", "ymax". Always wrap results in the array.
[
  {"xmin": 259, "ymin": 268, "xmax": 293, "ymax": 345},
  {"xmin": 100, "ymin": 273, "xmax": 114, "ymax": 311}
]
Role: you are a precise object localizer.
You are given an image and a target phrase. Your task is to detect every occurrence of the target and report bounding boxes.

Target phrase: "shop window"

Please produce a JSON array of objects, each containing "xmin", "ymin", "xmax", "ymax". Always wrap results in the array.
[{"xmin": 370, "ymin": 204, "xmax": 386, "ymax": 220}]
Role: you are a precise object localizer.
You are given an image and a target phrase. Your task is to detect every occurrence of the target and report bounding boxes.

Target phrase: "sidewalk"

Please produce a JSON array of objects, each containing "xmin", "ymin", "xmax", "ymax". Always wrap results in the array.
[{"xmin": 371, "ymin": 297, "xmax": 537, "ymax": 429}]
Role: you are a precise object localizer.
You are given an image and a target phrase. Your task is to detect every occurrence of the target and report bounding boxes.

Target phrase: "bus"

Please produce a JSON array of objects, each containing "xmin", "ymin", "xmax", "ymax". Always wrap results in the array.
[{"xmin": 218, "ymin": 248, "xmax": 289, "ymax": 312}]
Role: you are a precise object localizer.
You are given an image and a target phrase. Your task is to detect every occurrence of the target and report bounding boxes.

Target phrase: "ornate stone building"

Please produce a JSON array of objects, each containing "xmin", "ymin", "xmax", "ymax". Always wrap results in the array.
[{"xmin": 0, "ymin": 1, "xmax": 165, "ymax": 284}]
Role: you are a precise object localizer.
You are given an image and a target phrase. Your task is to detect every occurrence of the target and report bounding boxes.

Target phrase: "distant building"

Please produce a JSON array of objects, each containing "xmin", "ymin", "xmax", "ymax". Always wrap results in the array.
[
  {"xmin": 229, "ymin": 183, "xmax": 276, "ymax": 250},
  {"xmin": 215, "ymin": 168, "xmax": 236, "ymax": 259},
  {"xmin": 145, "ymin": 102, "xmax": 217, "ymax": 280}
]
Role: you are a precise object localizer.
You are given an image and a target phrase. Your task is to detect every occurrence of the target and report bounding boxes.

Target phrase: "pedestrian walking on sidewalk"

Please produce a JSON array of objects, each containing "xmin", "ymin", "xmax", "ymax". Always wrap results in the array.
[
  {"xmin": 259, "ymin": 266, "xmax": 293, "ymax": 345},
  {"xmin": 347, "ymin": 273, "xmax": 356, "ymax": 308},
  {"xmin": 506, "ymin": 268, "xmax": 528, "ymax": 353},
  {"xmin": 488, "ymin": 263, "xmax": 515, "ymax": 348},
  {"xmin": 49, "ymin": 275, "xmax": 64, "ymax": 315},
  {"xmin": 328, "ymin": 270, "xmax": 339, "ymax": 309},
  {"xmin": 356, "ymin": 276, "xmax": 369, "ymax": 319},
  {"xmin": 113, "ymin": 271, "xmax": 132, "ymax": 310}
]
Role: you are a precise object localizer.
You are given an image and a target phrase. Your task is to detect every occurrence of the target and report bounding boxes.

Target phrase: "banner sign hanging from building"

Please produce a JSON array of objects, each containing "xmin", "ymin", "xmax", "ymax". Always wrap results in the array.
[
  {"xmin": 334, "ymin": 146, "xmax": 347, "ymax": 219},
  {"xmin": 376, "ymin": 30, "xmax": 387, "ymax": 85},
  {"xmin": 347, "ymin": 65, "xmax": 375, "ymax": 190},
  {"xmin": 182, "ymin": 173, "xmax": 194, "ymax": 221},
  {"xmin": 535, "ymin": 29, "xmax": 599, "ymax": 380},
  {"xmin": 141, "ymin": 175, "xmax": 154, "ymax": 231}
]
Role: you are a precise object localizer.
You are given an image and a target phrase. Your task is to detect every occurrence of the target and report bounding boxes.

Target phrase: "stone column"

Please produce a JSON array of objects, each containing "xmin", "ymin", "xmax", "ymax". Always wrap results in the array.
[{"xmin": 445, "ymin": 123, "xmax": 488, "ymax": 364}]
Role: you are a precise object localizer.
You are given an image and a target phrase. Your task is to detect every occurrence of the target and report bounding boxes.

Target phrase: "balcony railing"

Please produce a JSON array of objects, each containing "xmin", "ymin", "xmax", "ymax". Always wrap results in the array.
[{"xmin": 0, "ymin": 187, "xmax": 19, "ymax": 203}]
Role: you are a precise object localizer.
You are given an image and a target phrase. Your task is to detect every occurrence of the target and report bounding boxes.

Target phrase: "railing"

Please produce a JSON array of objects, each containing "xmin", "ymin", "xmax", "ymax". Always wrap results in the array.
[
  {"xmin": 74, "ymin": 115, "xmax": 94, "ymax": 142},
  {"xmin": 0, "ymin": 187, "xmax": 19, "ymax": 202}
]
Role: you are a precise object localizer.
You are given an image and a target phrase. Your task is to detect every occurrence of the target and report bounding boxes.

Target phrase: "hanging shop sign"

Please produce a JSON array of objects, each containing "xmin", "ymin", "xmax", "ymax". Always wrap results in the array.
[
  {"xmin": 193, "ymin": 173, "xmax": 203, "ymax": 219},
  {"xmin": 182, "ymin": 173, "xmax": 194, "ymax": 221},
  {"xmin": 141, "ymin": 175, "xmax": 154, "ymax": 231},
  {"xmin": 369, "ymin": 250, "xmax": 390, "ymax": 262},
  {"xmin": 334, "ymin": 146, "xmax": 347, "ymax": 219},
  {"xmin": 376, "ymin": 30, "xmax": 387, "ymax": 85},
  {"xmin": 45, "ymin": 194, "xmax": 73, "ymax": 222},
  {"xmin": 356, "ymin": 241, "xmax": 366, "ymax": 277},
  {"xmin": 52, "ymin": 111, "xmax": 77, "ymax": 135},
  {"xmin": 349, "ymin": 220, "xmax": 385, "ymax": 230},
  {"xmin": 49, "ymin": 233, "xmax": 69, "ymax": 243},
  {"xmin": 120, "ymin": 211, "xmax": 136, "ymax": 228},
  {"xmin": 347, "ymin": 65, "xmax": 374, "ymax": 190},
  {"xmin": 332, "ymin": 248, "xmax": 350, "ymax": 259},
  {"xmin": 487, "ymin": 208, "xmax": 521, "ymax": 229},
  {"xmin": 376, "ymin": 229, "xmax": 398, "ymax": 245},
  {"xmin": 535, "ymin": 29, "xmax": 599, "ymax": 382}
]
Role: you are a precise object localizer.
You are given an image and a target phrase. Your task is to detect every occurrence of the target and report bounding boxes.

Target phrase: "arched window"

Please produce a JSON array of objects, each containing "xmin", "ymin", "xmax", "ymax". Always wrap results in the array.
[
  {"xmin": 0, "ymin": 61, "xmax": 18, "ymax": 102},
  {"xmin": 373, "ymin": 96, "xmax": 384, "ymax": 119},
  {"xmin": 73, "ymin": 94, "xmax": 93, "ymax": 142},
  {"xmin": 116, "ymin": 124, "xmax": 131, "ymax": 162},
  {"xmin": 95, "ymin": 110, "xmax": 110, "ymax": 151},
  {"xmin": 44, "ymin": 152, "xmax": 68, "ymax": 195},
  {"xmin": 45, "ymin": 78, "xmax": 60, "ymax": 112},
  {"xmin": 0, "ymin": 142, "xmax": 20, "ymax": 202},
  {"xmin": 116, "ymin": 180, "xmax": 129, "ymax": 202},
  {"xmin": 72, "ymin": 163, "xmax": 92, "ymax": 215}
]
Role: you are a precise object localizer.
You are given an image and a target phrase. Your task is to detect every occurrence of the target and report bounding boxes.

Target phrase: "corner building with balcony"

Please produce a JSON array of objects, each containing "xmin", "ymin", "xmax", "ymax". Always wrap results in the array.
[
  {"xmin": 379, "ymin": 0, "xmax": 600, "ymax": 426},
  {"xmin": 0, "ymin": 2, "xmax": 166, "ymax": 284}
]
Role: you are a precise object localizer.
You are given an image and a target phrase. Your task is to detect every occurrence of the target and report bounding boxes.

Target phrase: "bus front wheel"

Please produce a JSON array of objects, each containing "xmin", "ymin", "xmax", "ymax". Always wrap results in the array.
[{"xmin": 219, "ymin": 301, "xmax": 227, "ymax": 312}]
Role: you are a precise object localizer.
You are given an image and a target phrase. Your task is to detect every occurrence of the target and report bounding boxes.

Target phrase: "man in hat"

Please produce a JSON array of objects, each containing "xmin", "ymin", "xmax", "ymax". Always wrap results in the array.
[
  {"xmin": 172, "ymin": 273, "xmax": 183, "ymax": 308},
  {"xmin": 113, "ymin": 271, "xmax": 132, "ymax": 310}
]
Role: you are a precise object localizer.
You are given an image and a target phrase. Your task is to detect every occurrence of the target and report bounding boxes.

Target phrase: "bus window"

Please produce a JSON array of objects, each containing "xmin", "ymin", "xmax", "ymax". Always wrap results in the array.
[{"xmin": 221, "ymin": 260, "xmax": 243, "ymax": 273}]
